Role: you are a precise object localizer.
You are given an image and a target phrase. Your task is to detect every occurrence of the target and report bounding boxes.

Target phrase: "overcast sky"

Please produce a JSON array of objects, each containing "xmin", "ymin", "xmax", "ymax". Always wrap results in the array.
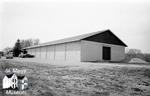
[{"xmin": 0, "ymin": 0, "xmax": 150, "ymax": 53}]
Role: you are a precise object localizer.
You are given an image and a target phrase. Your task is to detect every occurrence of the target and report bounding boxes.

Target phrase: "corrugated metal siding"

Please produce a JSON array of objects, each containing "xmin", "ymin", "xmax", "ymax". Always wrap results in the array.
[
  {"xmin": 47, "ymin": 45, "xmax": 55, "ymax": 60},
  {"xmin": 26, "ymin": 41, "xmax": 81, "ymax": 62},
  {"xmin": 36, "ymin": 47, "xmax": 41, "ymax": 58},
  {"xmin": 41, "ymin": 47, "xmax": 46, "ymax": 59},
  {"xmin": 30, "ymin": 49, "xmax": 33, "ymax": 54},
  {"xmin": 81, "ymin": 40, "xmax": 101, "ymax": 62},
  {"xmin": 27, "ymin": 49, "xmax": 32, "ymax": 55},
  {"xmin": 55, "ymin": 44, "xmax": 65, "ymax": 61},
  {"xmin": 32, "ymin": 48, "xmax": 36, "ymax": 56},
  {"xmin": 111, "ymin": 46, "xmax": 125, "ymax": 61},
  {"xmin": 35, "ymin": 48, "xmax": 37, "ymax": 57},
  {"xmin": 66, "ymin": 42, "xmax": 80, "ymax": 61},
  {"xmin": 31, "ymin": 49, "xmax": 35, "ymax": 55}
]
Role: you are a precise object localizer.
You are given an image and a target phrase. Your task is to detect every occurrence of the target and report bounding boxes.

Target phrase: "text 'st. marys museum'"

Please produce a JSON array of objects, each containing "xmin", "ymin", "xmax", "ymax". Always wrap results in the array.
[{"xmin": 25, "ymin": 29, "xmax": 127, "ymax": 62}]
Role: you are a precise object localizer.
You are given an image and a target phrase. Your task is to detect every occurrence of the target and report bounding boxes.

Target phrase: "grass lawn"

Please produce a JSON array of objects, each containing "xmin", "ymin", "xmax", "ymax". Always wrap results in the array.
[{"xmin": 0, "ymin": 59, "xmax": 150, "ymax": 96}]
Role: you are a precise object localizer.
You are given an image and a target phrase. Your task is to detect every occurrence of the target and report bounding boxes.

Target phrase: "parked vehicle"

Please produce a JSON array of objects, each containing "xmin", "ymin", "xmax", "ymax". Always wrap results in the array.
[
  {"xmin": 6, "ymin": 52, "xmax": 13, "ymax": 59},
  {"xmin": 19, "ymin": 53, "xmax": 34, "ymax": 58}
]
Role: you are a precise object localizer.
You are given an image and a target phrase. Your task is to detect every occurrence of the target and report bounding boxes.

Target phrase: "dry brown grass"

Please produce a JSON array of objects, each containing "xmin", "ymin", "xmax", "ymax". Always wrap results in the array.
[{"xmin": 0, "ymin": 59, "xmax": 150, "ymax": 96}]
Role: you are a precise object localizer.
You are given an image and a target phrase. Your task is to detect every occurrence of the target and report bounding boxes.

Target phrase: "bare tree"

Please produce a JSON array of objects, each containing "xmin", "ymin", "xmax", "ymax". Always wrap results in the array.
[
  {"xmin": 33, "ymin": 39, "xmax": 40, "ymax": 45},
  {"xmin": 124, "ymin": 48, "xmax": 145, "ymax": 62},
  {"xmin": 126, "ymin": 48, "xmax": 142, "ymax": 54},
  {"xmin": 3, "ymin": 47, "xmax": 12, "ymax": 54},
  {"xmin": 20, "ymin": 38, "xmax": 40, "ymax": 48}
]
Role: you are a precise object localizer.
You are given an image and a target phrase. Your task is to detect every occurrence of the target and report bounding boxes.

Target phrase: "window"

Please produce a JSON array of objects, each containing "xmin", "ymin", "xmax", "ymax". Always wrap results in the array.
[
  {"xmin": 12, "ymin": 79, "xmax": 14, "ymax": 82},
  {"xmin": 12, "ymin": 84, "xmax": 15, "ymax": 88},
  {"xmin": 24, "ymin": 80, "xmax": 28, "ymax": 83},
  {"xmin": 12, "ymin": 79, "xmax": 16, "ymax": 83}
]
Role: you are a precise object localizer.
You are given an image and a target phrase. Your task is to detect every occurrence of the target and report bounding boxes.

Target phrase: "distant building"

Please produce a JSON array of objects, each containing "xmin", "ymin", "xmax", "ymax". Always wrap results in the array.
[{"xmin": 25, "ymin": 29, "xmax": 127, "ymax": 62}]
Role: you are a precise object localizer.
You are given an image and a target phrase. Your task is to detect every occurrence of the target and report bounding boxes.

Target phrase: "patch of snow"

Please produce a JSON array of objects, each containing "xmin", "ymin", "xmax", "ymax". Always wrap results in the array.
[{"xmin": 129, "ymin": 58, "xmax": 148, "ymax": 64}]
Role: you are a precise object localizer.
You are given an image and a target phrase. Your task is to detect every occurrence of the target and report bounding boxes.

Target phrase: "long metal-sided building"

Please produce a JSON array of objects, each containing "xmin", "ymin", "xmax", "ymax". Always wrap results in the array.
[{"xmin": 25, "ymin": 29, "xmax": 127, "ymax": 62}]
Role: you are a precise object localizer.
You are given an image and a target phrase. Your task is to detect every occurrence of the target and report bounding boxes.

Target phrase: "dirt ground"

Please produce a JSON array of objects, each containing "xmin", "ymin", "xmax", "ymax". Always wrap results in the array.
[{"xmin": 0, "ymin": 59, "xmax": 150, "ymax": 96}]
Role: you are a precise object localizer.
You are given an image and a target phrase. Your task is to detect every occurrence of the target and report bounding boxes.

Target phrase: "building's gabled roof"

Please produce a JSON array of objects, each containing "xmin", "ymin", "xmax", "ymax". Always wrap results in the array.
[
  {"xmin": 83, "ymin": 30, "xmax": 127, "ymax": 47},
  {"xmin": 6, "ymin": 73, "xmax": 15, "ymax": 78},
  {"xmin": 25, "ymin": 29, "xmax": 127, "ymax": 49}
]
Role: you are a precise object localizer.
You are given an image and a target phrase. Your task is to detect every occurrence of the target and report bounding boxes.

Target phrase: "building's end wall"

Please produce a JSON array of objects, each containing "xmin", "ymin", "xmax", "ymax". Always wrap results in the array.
[
  {"xmin": 81, "ymin": 40, "xmax": 102, "ymax": 62},
  {"xmin": 81, "ymin": 40, "xmax": 125, "ymax": 62},
  {"xmin": 111, "ymin": 45, "xmax": 125, "ymax": 61}
]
